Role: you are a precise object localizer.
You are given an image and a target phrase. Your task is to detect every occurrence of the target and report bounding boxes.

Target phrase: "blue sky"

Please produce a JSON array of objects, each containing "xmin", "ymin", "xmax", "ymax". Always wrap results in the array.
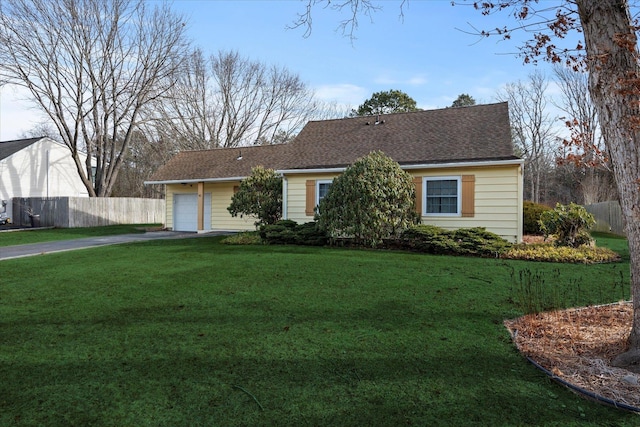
[{"xmin": 0, "ymin": 0, "xmax": 570, "ymax": 140}]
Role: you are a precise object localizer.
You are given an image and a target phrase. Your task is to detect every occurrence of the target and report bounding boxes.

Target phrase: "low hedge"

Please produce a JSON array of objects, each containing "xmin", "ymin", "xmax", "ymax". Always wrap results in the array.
[
  {"xmin": 254, "ymin": 221, "xmax": 621, "ymax": 264},
  {"xmin": 260, "ymin": 220, "xmax": 328, "ymax": 246},
  {"xmin": 399, "ymin": 225, "xmax": 512, "ymax": 257}
]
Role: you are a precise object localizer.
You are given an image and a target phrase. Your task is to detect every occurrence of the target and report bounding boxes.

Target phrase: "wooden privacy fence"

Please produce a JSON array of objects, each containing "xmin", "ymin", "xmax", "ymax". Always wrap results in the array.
[
  {"xmin": 13, "ymin": 197, "xmax": 165, "ymax": 228},
  {"xmin": 585, "ymin": 200, "xmax": 624, "ymax": 236}
]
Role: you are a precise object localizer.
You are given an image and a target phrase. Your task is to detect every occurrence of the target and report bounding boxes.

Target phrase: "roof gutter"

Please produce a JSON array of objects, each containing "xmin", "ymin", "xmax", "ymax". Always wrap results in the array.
[
  {"xmin": 277, "ymin": 158, "xmax": 523, "ymax": 175},
  {"xmin": 144, "ymin": 176, "xmax": 248, "ymax": 185},
  {"xmin": 144, "ymin": 158, "xmax": 524, "ymax": 185}
]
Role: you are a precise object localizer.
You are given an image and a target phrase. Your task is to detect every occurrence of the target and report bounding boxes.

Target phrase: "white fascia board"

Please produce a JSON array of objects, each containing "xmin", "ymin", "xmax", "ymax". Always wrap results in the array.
[
  {"xmin": 277, "ymin": 159, "xmax": 523, "ymax": 175},
  {"xmin": 145, "ymin": 159, "xmax": 524, "ymax": 185},
  {"xmin": 399, "ymin": 158, "xmax": 524, "ymax": 170},
  {"xmin": 144, "ymin": 176, "xmax": 247, "ymax": 185},
  {"xmin": 276, "ymin": 167, "xmax": 348, "ymax": 175}
]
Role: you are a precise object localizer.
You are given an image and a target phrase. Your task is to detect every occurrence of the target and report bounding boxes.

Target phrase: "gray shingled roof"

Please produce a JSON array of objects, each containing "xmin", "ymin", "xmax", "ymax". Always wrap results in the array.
[
  {"xmin": 148, "ymin": 102, "xmax": 518, "ymax": 183},
  {"xmin": 0, "ymin": 137, "xmax": 44, "ymax": 161}
]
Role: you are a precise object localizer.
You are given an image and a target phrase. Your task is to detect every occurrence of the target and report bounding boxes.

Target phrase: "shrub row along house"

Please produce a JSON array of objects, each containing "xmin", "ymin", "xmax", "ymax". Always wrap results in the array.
[{"xmin": 147, "ymin": 102, "xmax": 524, "ymax": 242}]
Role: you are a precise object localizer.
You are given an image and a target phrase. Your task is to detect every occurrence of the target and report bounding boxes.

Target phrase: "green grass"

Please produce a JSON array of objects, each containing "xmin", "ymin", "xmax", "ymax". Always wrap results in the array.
[
  {"xmin": 0, "ymin": 234, "xmax": 637, "ymax": 426},
  {"xmin": 0, "ymin": 224, "xmax": 160, "ymax": 247}
]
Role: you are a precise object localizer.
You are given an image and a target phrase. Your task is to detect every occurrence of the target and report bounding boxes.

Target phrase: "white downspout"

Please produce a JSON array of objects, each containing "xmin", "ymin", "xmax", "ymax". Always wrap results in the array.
[{"xmin": 282, "ymin": 175, "xmax": 288, "ymax": 220}]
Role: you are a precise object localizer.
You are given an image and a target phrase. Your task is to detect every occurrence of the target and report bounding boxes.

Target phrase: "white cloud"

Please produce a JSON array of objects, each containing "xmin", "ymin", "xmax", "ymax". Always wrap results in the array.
[
  {"xmin": 373, "ymin": 74, "xmax": 428, "ymax": 86},
  {"xmin": 314, "ymin": 83, "xmax": 369, "ymax": 107}
]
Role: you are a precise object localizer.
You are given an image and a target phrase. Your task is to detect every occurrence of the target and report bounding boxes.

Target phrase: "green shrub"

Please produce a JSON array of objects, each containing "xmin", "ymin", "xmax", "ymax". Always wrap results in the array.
[
  {"xmin": 228, "ymin": 166, "xmax": 282, "ymax": 227},
  {"xmin": 293, "ymin": 221, "xmax": 329, "ymax": 246},
  {"xmin": 523, "ymin": 201, "xmax": 551, "ymax": 235},
  {"xmin": 317, "ymin": 151, "xmax": 417, "ymax": 247},
  {"xmin": 539, "ymin": 203, "xmax": 596, "ymax": 248},
  {"xmin": 452, "ymin": 227, "xmax": 513, "ymax": 256},
  {"xmin": 221, "ymin": 232, "xmax": 263, "ymax": 245},
  {"xmin": 260, "ymin": 220, "xmax": 328, "ymax": 246},
  {"xmin": 400, "ymin": 225, "xmax": 511, "ymax": 257}
]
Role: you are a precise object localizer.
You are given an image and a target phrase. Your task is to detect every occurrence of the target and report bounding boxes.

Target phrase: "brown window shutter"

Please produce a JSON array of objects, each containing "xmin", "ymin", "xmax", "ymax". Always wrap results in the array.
[
  {"xmin": 233, "ymin": 185, "xmax": 240, "ymax": 194},
  {"xmin": 305, "ymin": 180, "xmax": 316, "ymax": 216},
  {"xmin": 461, "ymin": 175, "xmax": 475, "ymax": 217},
  {"xmin": 412, "ymin": 177, "xmax": 422, "ymax": 215}
]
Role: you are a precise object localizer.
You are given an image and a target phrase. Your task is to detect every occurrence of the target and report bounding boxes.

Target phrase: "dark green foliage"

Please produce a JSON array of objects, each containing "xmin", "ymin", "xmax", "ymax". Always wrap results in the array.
[
  {"xmin": 227, "ymin": 166, "xmax": 282, "ymax": 227},
  {"xmin": 540, "ymin": 202, "xmax": 596, "ymax": 248},
  {"xmin": 451, "ymin": 93, "xmax": 476, "ymax": 107},
  {"xmin": 260, "ymin": 220, "xmax": 328, "ymax": 246},
  {"xmin": 317, "ymin": 151, "xmax": 417, "ymax": 247},
  {"xmin": 523, "ymin": 200, "xmax": 552, "ymax": 235},
  {"xmin": 351, "ymin": 89, "xmax": 420, "ymax": 116},
  {"xmin": 400, "ymin": 225, "xmax": 512, "ymax": 257},
  {"xmin": 220, "ymin": 232, "xmax": 263, "ymax": 245}
]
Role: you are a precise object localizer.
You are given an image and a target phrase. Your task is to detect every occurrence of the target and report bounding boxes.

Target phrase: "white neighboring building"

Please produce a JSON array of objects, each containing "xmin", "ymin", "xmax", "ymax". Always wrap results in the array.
[{"xmin": 0, "ymin": 137, "xmax": 89, "ymax": 221}]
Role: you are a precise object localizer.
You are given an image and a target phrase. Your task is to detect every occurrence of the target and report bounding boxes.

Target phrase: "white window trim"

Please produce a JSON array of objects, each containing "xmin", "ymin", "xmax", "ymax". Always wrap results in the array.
[
  {"xmin": 423, "ymin": 176, "xmax": 462, "ymax": 217},
  {"xmin": 316, "ymin": 179, "xmax": 333, "ymax": 206}
]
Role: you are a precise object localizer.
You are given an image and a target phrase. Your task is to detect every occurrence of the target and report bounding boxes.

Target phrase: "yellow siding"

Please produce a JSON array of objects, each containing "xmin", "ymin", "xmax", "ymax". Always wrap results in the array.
[
  {"xmin": 409, "ymin": 165, "xmax": 522, "ymax": 242},
  {"xmin": 285, "ymin": 173, "xmax": 341, "ymax": 224},
  {"xmin": 284, "ymin": 165, "xmax": 523, "ymax": 243},
  {"xmin": 167, "ymin": 182, "xmax": 255, "ymax": 231},
  {"xmin": 165, "ymin": 187, "xmax": 173, "ymax": 229},
  {"xmin": 167, "ymin": 163, "xmax": 523, "ymax": 241},
  {"xmin": 206, "ymin": 182, "xmax": 255, "ymax": 231}
]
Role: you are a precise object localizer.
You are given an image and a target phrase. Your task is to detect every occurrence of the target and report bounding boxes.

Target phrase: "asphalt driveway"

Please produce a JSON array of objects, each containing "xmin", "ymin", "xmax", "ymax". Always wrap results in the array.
[{"xmin": 0, "ymin": 231, "xmax": 232, "ymax": 261}]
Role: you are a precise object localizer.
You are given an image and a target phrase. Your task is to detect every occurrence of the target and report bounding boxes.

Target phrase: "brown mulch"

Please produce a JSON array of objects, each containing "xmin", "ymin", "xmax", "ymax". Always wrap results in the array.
[{"xmin": 504, "ymin": 302, "xmax": 640, "ymax": 410}]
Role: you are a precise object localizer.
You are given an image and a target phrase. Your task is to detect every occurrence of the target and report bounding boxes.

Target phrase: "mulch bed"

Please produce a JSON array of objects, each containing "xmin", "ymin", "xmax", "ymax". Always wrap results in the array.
[{"xmin": 504, "ymin": 302, "xmax": 640, "ymax": 410}]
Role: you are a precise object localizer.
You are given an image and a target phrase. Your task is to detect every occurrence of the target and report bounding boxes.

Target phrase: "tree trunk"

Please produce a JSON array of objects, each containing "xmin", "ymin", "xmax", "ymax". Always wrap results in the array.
[{"xmin": 577, "ymin": 0, "xmax": 640, "ymax": 369}]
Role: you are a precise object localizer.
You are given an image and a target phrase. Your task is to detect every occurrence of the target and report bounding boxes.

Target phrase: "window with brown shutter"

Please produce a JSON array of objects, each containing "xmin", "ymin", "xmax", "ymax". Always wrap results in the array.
[
  {"xmin": 421, "ymin": 175, "xmax": 475, "ymax": 217},
  {"xmin": 305, "ymin": 180, "xmax": 315, "ymax": 216},
  {"xmin": 461, "ymin": 175, "xmax": 475, "ymax": 217},
  {"xmin": 412, "ymin": 176, "xmax": 422, "ymax": 215}
]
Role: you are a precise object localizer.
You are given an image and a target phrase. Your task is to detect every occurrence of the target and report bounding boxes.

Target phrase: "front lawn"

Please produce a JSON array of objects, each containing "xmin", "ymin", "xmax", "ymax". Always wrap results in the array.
[{"xmin": 0, "ymin": 234, "xmax": 636, "ymax": 426}]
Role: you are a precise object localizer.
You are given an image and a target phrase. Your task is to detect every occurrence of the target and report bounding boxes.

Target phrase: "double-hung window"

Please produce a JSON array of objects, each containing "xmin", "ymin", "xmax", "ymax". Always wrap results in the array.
[
  {"xmin": 316, "ymin": 180, "xmax": 333, "ymax": 206},
  {"xmin": 423, "ymin": 176, "xmax": 461, "ymax": 216}
]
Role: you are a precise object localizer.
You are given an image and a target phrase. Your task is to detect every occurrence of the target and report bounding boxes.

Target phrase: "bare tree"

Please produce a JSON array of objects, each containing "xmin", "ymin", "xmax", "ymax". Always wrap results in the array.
[
  {"xmin": 553, "ymin": 65, "xmax": 615, "ymax": 204},
  {"xmin": 496, "ymin": 71, "xmax": 558, "ymax": 203},
  {"xmin": 0, "ymin": 0, "xmax": 189, "ymax": 196},
  {"xmin": 110, "ymin": 131, "xmax": 172, "ymax": 198},
  {"xmin": 148, "ymin": 49, "xmax": 326, "ymax": 149},
  {"xmin": 17, "ymin": 122, "xmax": 60, "ymax": 142}
]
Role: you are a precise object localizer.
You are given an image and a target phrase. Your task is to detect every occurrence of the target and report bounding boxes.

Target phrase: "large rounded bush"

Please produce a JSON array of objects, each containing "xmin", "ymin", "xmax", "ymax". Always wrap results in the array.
[
  {"xmin": 317, "ymin": 151, "xmax": 417, "ymax": 247},
  {"xmin": 227, "ymin": 166, "xmax": 282, "ymax": 227}
]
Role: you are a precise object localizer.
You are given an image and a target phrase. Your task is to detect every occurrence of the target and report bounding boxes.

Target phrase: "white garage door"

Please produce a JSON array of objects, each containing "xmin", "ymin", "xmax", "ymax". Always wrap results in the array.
[{"xmin": 173, "ymin": 193, "xmax": 211, "ymax": 232}]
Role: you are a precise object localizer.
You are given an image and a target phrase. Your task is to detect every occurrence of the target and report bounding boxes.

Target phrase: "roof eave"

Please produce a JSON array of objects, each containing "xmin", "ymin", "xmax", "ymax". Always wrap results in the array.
[
  {"xmin": 144, "ymin": 176, "xmax": 248, "ymax": 185},
  {"xmin": 277, "ymin": 158, "xmax": 523, "ymax": 175}
]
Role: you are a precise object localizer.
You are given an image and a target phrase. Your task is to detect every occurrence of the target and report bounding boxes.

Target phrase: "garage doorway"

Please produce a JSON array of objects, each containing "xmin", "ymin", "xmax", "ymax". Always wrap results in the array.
[{"xmin": 173, "ymin": 193, "xmax": 211, "ymax": 232}]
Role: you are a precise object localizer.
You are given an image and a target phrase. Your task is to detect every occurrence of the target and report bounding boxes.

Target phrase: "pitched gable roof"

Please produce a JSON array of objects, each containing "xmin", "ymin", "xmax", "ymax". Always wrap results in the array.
[
  {"xmin": 148, "ymin": 102, "xmax": 518, "ymax": 183},
  {"xmin": 0, "ymin": 137, "xmax": 44, "ymax": 161},
  {"xmin": 285, "ymin": 102, "xmax": 515, "ymax": 169},
  {"xmin": 148, "ymin": 143, "xmax": 295, "ymax": 182}
]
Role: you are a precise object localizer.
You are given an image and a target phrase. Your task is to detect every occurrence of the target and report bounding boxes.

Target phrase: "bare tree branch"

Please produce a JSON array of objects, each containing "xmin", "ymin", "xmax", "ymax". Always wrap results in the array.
[
  {"xmin": 0, "ymin": 0, "xmax": 189, "ymax": 196},
  {"xmin": 288, "ymin": 0, "xmax": 408, "ymax": 41},
  {"xmin": 146, "ymin": 49, "xmax": 332, "ymax": 149}
]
